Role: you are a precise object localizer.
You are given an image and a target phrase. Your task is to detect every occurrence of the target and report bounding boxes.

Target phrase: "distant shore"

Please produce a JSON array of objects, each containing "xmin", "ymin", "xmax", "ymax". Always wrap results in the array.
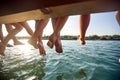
[{"xmin": 16, "ymin": 35, "xmax": 120, "ymax": 40}]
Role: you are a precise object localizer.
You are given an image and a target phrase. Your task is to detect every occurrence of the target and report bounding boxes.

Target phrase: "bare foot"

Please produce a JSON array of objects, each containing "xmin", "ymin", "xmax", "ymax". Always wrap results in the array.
[
  {"xmin": 14, "ymin": 41, "xmax": 24, "ymax": 45},
  {"xmin": 78, "ymin": 37, "xmax": 86, "ymax": 45},
  {"xmin": 47, "ymin": 34, "xmax": 57, "ymax": 48},
  {"xmin": 55, "ymin": 37, "xmax": 63, "ymax": 53},
  {"xmin": 38, "ymin": 42, "xmax": 46, "ymax": 56},
  {"xmin": 0, "ymin": 42, "xmax": 6, "ymax": 56},
  {"xmin": 28, "ymin": 37, "xmax": 38, "ymax": 49}
]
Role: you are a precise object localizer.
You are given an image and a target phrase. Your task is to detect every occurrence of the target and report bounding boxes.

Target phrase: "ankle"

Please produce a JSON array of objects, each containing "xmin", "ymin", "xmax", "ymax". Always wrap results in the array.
[{"xmin": 79, "ymin": 37, "xmax": 86, "ymax": 45}]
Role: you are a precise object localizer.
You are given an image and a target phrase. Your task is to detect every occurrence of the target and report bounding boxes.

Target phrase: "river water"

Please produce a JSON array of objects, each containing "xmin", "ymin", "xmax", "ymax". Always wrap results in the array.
[{"xmin": 0, "ymin": 40, "xmax": 120, "ymax": 80}]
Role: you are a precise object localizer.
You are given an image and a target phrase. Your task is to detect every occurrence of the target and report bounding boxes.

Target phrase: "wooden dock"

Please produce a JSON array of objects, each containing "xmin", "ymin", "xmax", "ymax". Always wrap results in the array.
[{"xmin": 0, "ymin": 0, "xmax": 120, "ymax": 24}]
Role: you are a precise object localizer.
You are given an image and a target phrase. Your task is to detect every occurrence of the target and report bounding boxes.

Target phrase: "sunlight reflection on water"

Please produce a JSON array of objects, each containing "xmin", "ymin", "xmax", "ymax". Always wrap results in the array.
[{"xmin": 0, "ymin": 40, "xmax": 120, "ymax": 80}]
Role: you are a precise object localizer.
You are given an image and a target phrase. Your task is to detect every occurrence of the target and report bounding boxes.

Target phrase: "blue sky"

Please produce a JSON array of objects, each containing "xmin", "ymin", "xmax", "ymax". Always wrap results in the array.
[
  {"xmin": 43, "ymin": 11, "xmax": 120, "ymax": 36},
  {"xmin": 3, "ymin": 11, "xmax": 120, "ymax": 37}
]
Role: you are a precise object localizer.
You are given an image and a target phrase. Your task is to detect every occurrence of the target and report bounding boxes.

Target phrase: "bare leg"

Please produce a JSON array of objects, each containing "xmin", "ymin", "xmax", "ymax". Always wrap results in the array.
[
  {"xmin": 5, "ymin": 24, "xmax": 24, "ymax": 45},
  {"xmin": 0, "ymin": 24, "xmax": 13, "ymax": 47},
  {"xmin": 78, "ymin": 14, "xmax": 90, "ymax": 45},
  {"xmin": 38, "ymin": 35, "xmax": 46, "ymax": 56},
  {"xmin": 37, "ymin": 19, "xmax": 49, "ymax": 55},
  {"xmin": 28, "ymin": 20, "xmax": 40, "ymax": 49},
  {"xmin": 0, "ymin": 42, "xmax": 5, "ymax": 56},
  {"xmin": 0, "ymin": 24, "xmax": 5, "ymax": 55},
  {"xmin": 0, "ymin": 24, "xmax": 3, "ymax": 42},
  {"xmin": 37, "ymin": 38, "xmax": 46, "ymax": 55},
  {"xmin": 115, "ymin": 10, "xmax": 120, "ymax": 26},
  {"xmin": 47, "ymin": 16, "xmax": 68, "ymax": 53},
  {"xmin": 0, "ymin": 23, "xmax": 23, "ymax": 56},
  {"xmin": 19, "ymin": 21, "xmax": 33, "ymax": 36},
  {"xmin": 35, "ymin": 20, "xmax": 40, "ymax": 29},
  {"xmin": 52, "ymin": 17, "xmax": 67, "ymax": 53},
  {"xmin": 28, "ymin": 19, "xmax": 49, "ymax": 55}
]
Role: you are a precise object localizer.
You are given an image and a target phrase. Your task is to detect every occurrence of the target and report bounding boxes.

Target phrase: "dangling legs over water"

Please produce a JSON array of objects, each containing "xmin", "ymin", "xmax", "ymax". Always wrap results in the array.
[
  {"xmin": 19, "ymin": 21, "xmax": 34, "ymax": 36},
  {"xmin": 0, "ymin": 23, "xmax": 23, "ymax": 56},
  {"xmin": 47, "ymin": 16, "xmax": 68, "ymax": 53},
  {"xmin": 28, "ymin": 19, "xmax": 49, "ymax": 55},
  {"xmin": 5, "ymin": 24, "xmax": 24, "ymax": 45},
  {"xmin": 37, "ymin": 19, "xmax": 49, "ymax": 55},
  {"xmin": 78, "ymin": 14, "xmax": 90, "ymax": 45}
]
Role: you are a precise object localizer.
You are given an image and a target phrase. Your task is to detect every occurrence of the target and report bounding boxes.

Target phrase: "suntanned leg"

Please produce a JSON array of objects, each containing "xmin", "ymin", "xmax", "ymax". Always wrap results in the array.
[
  {"xmin": 0, "ymin": 24, "xmax": 13, "ymax": 47},
  {"xmin": 0, "ymin": 24, "xmax": 5, "ymax": 56},
  {"xmin": 47, "ymin": 16, "xmax": 68, "ymax": 53},
  {"xmin": 5, "ymin": 24, "xmax": 24, "ymax": 45},
  {"xmin": 37, "ymin": 19, "xmax": 49, "ymax": 55},
  {"xmin": 0, "ymin": 42, "xmax": 5, "ymax": 56},
  {"xmin": 53, "ymin": 17, "xmax": 68, "ymax": 53},
  {"xmin": 19, "ymin": 21, "xmax": 34, "ymax": 36},
  {"xmin": 0, "ymin": 24, "xmax": 3, "ymax": 42},
  {"xmin": 28, "ymin": 20, "xmax": 41, "ymax": 49},
  {"xmin": 37, "ymin": 36, "xmax": 46, "ymax": 56},
  {"xmin": 78, "ymin": 14, "xmax": 90, "ymax": 45},
  {"xmin": 4, "ymin": 23, "xmax": 23, "ymax": 45},
  {"xmin": 47, "ymin": 18, "xmax": 59, "ymax": 48},
  {"xmin": 35, "ymin": 20, "xmax": 40, "ymax": 29},
  {"xmin": 115, "ymin": 10, "xmax": 120, "ymax": 26},
  {"xmin": 28, "ymin": 19, "xmax": 49, "ymax": 55},
  {"xmin": 0, "ymin": 23, "xmax": 23, "ymax": 56}
]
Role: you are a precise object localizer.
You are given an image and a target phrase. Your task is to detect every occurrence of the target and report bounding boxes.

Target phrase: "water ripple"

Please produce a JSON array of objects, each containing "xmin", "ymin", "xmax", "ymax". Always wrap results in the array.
[{"xmin": 0, "ymin": 40, "xmax": 120, "ymax": 80}]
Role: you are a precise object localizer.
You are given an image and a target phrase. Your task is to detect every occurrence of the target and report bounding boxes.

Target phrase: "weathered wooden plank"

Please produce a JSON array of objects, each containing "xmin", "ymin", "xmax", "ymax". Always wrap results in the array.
[
  {"xmin": 0, "ymin": 0, "xmax": 120, "ymax": 24},
  {"xmin": 0, "ymin": 0, "xmax": 87, "ymax": 16}
]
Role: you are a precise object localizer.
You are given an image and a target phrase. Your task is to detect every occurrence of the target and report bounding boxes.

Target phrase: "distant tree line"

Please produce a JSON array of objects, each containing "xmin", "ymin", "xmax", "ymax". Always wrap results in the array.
[
  {"xmin": 17, "ymin": 35, "xmax": 120, "ymax": 40},
  {"xmin": 42, "ymin": 35, "xmax": 78, "ymax": 40},
  {"xmin": 85, "ymin": 35, "xmax": 120, "ymax": 40},
  {"xmin": 43, "ymin": 35, "xmax": 120, "ymax": 40}
]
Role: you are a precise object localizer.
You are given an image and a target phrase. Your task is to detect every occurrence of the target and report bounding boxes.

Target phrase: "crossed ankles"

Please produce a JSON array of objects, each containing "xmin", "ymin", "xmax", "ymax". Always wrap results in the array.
[
  {"xmin": 47, "ymin": 34, "xmax": 57, "ymax": 48},
  {"xmin": 47, "ymin": 35, "xmax": 63, "ymax": 53}
]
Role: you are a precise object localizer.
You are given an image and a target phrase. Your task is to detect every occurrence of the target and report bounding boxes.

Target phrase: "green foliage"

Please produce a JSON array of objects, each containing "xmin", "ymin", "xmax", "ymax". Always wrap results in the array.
[
  {"xmin": 16, "ymin": 35, "xmax": 120, "ymax": 40},
  {"xmin": 86, "ymin": 35, "xmax": 120, "ymax": 40}
]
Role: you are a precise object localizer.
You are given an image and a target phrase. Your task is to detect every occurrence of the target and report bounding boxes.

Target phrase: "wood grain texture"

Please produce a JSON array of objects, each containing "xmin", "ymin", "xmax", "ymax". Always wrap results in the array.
[{"xmin": 0, "ymin": 0, "xmax": 120, "ymax": 24}]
